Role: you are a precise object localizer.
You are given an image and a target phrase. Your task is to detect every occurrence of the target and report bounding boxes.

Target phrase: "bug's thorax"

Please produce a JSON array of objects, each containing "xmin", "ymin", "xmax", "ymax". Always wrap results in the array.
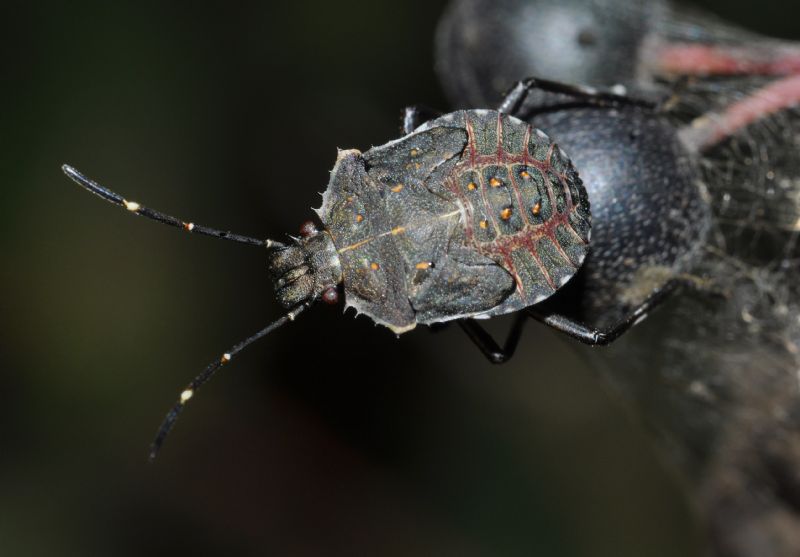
[{"xmin": 267, "ymin": 230, "xmax": 342, "ymax": 308}]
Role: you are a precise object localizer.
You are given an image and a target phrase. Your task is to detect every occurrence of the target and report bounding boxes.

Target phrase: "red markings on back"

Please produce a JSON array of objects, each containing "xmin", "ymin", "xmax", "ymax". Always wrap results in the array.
[
  {"xmin": 465, "ymin": 118, "xmax": 478, "ymax": 168},
  {"xmin": 446, "ymin": 112, "xmax": 587, "ymax": 301}
]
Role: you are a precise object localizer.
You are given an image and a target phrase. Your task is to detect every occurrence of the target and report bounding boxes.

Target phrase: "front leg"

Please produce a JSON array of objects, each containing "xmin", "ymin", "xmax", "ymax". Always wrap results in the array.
[{"xmin": 499, "ymin": 77, "xmax": 657, "ymax": 119}]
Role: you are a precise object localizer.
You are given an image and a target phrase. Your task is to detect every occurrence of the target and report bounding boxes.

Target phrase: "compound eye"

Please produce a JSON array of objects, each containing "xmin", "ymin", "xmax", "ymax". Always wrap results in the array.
[
  {"xmin": 299, "ymin": 220, "xmax": 318, "ymax": 238},
  {"xmin": 321, "ymin": 287, "xmax": 339, "ymax": 305}
]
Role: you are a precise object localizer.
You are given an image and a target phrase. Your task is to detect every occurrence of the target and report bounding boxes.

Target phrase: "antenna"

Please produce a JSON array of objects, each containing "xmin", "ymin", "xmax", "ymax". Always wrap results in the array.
[
  {"xmin": 148, "ymin": 302, "xmax": 312, "ymax": 461},
  {"xmin": 62, "ymin": 164, "xmax": 284, "ymax": 248}
]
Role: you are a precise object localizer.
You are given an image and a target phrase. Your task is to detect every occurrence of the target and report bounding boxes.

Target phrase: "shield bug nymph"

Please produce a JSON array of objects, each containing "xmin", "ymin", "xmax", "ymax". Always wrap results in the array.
[{"xmin": 63, "ymin": 108, "xmax": 590, "ymax": 459}]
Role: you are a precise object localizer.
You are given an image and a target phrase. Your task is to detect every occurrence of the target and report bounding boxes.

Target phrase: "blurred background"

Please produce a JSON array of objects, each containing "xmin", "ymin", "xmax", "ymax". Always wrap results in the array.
[{"xmin": 1, "ymin": 1, "xmax": 796, "ymax": 555}]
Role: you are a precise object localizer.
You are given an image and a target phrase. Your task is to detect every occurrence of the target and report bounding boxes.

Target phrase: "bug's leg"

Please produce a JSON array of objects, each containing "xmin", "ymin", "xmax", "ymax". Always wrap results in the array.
[
  {"xmin": 529, "ymin": 307, "xmax": 650, "ymax": 346},
  {"xmin": 402, "ymin": 105, "xmax": 443, "ymax": 134},
  {"xmin": 529, "ymin": 312, "xmax": 619, "ymax": 346},
  {"xmin": 528, "ymin": 280, "xmax": 682, "ymax": 346},
  {"xmin": 458, "ymin": 313, "xmax": 528, "ymax": 364},
  {"xmin": 499, "ymin": 77, "xmax": 657, "ymax": 119}
]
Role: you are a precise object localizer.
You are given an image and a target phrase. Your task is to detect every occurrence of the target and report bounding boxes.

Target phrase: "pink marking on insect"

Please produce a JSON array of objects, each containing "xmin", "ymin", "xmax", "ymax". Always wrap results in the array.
[
  {"xmin": 508, "ymin": 165, "xmax": 531, "ymax": 228},
  {"xmin": 523, "ymin": 236, "xmax": 556, "ymax": 292},
  {"xmin": 681, "ymin": 74, "xmax": 800, "ymax": 151},
  {"xmin": 496, "ymin": 243, "xmax": 526, "ymax": 296},
  {"xmin": 465, "ymin": 116, "xmax": 478, "ymax": 167},
  {"xmin": 654, "ymin": 44, "xmax": 800, "ymax": 76}
]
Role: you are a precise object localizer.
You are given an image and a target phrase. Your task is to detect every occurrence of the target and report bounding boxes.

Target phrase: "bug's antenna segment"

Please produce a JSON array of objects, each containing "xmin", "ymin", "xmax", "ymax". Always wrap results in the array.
[
  {"xmin": 148, "ymin": 302, "xmax": 312, "ymax": 462},
  {"xmin": 62, "ymin": 164, "xmax": 284, "ymax": 248}
]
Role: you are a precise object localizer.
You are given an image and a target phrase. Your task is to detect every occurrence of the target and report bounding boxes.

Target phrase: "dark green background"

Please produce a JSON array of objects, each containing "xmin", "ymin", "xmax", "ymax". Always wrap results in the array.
[{"xmin": 1, "ymin": 1, "xmax": 795, "ymax": 555}]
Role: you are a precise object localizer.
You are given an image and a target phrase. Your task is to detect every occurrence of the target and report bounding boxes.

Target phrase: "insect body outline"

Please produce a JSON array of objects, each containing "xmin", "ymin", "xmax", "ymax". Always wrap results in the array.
[
  {"xmin": 63, "ymin": 107, "xmax": 590, "ymax": 457},
  {"xmin": 298, "ymin": 109, "xmax": 590, "ymax": 334}
]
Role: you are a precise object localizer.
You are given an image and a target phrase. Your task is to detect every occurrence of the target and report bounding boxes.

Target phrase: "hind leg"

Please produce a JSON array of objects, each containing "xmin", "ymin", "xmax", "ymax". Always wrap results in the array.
[{"xmin": 458, "ymin": 313, "xmax": 528, "ymax": 364}]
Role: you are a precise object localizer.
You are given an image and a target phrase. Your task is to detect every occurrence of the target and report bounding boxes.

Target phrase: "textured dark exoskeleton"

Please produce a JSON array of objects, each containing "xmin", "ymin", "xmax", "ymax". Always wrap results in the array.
[
  {"xmin": 63, "ymin": 109, "xmax": 589, "ymax": 457},
  {"xmin": 306, "ymin": 110, "xmax": 590, "ymax": 333}
]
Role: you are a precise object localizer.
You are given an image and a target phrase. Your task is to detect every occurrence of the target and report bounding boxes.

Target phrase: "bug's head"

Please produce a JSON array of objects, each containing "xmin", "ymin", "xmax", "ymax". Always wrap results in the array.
[{"xmin": 267, "ymin": 222, "xmax": 343, "ymax": 307}]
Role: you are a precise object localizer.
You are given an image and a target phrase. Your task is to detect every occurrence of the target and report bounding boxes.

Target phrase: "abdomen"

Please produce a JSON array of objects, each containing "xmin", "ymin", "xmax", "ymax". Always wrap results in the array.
[{"xmin": 420, "ymin": 110, "xmax": 591, "ymax": 316}]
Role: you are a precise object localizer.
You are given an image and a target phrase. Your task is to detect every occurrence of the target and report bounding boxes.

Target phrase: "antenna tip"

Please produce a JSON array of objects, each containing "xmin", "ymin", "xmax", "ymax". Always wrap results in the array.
[{"xmin": 62, "ymin": 164, "xmax": 83, "ymax": 183}]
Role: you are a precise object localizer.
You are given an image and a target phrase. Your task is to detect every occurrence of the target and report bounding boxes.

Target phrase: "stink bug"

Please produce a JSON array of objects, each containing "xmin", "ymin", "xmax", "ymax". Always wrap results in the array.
[{"xmin": 63, "ymin": 108, "xmax": 590, "ymax": 458}]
